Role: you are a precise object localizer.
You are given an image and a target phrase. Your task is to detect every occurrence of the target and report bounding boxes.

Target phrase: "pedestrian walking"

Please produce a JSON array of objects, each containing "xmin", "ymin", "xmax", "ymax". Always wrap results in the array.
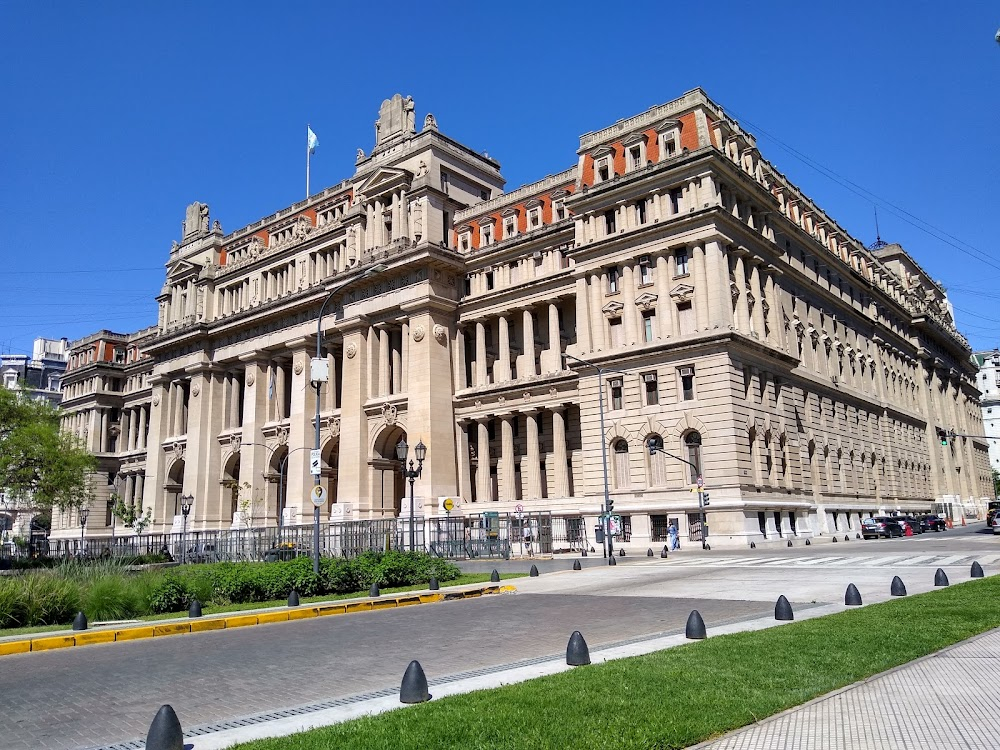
[
  {"xmin": 522, "ymin": 523, "xmax": 533, "ymax": 557},
  {"xmin": 668, "ymin": 522, "xmax": 680, "ymax": 551}
]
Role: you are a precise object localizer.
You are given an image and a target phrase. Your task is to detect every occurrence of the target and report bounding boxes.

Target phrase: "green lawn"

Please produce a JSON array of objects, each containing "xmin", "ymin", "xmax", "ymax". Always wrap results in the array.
[
  {"xmin": 231, "ymin": 576, "xmax": 1000, "ymax": 750},
  {"xmin": 0, "ymin": 573, "xmax": 519, "ymax": 639}
]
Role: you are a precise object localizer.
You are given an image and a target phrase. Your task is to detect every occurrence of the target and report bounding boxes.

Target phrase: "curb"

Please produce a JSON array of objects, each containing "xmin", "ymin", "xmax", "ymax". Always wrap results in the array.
[{"xmin": 0, "ymin": 583, "xmax": 516, "ymax": 658}]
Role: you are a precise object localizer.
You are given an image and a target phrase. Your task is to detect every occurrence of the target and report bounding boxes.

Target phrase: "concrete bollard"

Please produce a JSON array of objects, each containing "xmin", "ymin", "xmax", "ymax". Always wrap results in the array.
[
  {"xmin": 775, "ymin": 595, "xmax": 794, "ymax": 621},
  {"xmin": 399, "ymin": 660, "xmax": 432, "ymax": 704},
  {"xmin": 685, "ymin": 610, "xmax": 707, "ymax": 639},
  {"xmin": 573, "ymin": 560, "xmax": 582, "ymax": 571},
  {"xmin": 890, "ymin": 576, "xmax": 907, "ymax": 596},
  {"xmin": 72, "ymin": 611, "xmax": 87, "ymax": 631},
  {"xmin": 647, "ymin": 548, "xmax": 654, "ymax": 557},
  {"xmin": 370, "ymin": 582, "xmax": 381, "ymax": 597},
  {"xmin": 529, "ymin": 565, "xmax": 539, "ymax": 577},
  {"xmin": 581, "ymin": 549, "xmax": 588, "ymax": 557},
  {"xmin": 934, "ymin": 568, "xmax": 949, "ymax": 587},
  {"xmin": 619, "ymin": 549, "xmax": 626, "ymax": 557},
  {"xmin": 972, "ymin": 561, "xmax": 984, "ymax": 578},
  {"xmin": 287, "ymin": 590, "xmax": 300, "ymax": 607},
  {"xmin": 805, "ymin": 539, "xmax": 811, "ymax": 545},
  {"xmin": 844, "ymin": 535, "xmax": 850, "ymax": 542},
  {"xmin": 188, "ymin": 599, "xmax": 203, "ymax": 618},
  {"xmin": 490, "ymin": 569, "xmax": 501, "ymax": 583},
  {"xmin": 145, "ymin": 704, "xmax": 183, "ymax": 750},
  {"xmin": 832, "ymin": 536, "xmax": 838, "ymax": 543},
  {"xmin": 566, "ymin": 630, "xmax": 591, "ymax": 666},
  {"xmin": 845, "ymin": 583, "xmax": 863, "ymax": 606},
  {"xmin": 660, "ymin": 548, "xmax": 669, "ymax": 558},
  {"xmin": 608, "ymin": 555, "xmax": 617, "ymax": 566},
  {"xmin": 429, "ymin": 577, "xmax": 440, "ymax": 590},
  {"xmin": 787, "ymin": 540, "xmax": 793, "ymax": 547},
  {"xmin": 856, "ymin": 533, "xmax": 861, "ymax": 539},
  {"xmin": 750, "ymin": 542, "xmax": 756, "ymax": 549}
]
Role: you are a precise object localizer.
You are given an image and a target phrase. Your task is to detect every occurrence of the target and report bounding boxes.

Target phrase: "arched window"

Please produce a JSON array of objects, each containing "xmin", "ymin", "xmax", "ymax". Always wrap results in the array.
[
  {"xmin": 647, "ymin": 435, "xmax": 667, "ymax": 487},
  {"xmin": 684, "ymin": 431, "xmax": 702, "ymax": 484},
  {"xmin": 613, "ymin": 439, "xmax": 630, "ymax": 489}
]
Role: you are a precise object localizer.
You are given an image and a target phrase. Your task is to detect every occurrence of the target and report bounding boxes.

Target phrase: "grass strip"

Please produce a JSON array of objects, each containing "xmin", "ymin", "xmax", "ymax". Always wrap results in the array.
[
  {"xmin": 232, "ymin": 576, "xmax": 1000, "ymax": 750},
  {"xmin": 0, "ymin": 573, "xmax": 519, "ymax": 639}
]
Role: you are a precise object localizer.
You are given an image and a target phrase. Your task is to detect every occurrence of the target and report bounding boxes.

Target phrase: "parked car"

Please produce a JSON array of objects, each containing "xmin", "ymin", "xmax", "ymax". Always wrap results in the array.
[
  {"xmin": 993, "ymin": 516, "xmax": 1000, "ymax": 536},
  {"xmin": 874, "ymin": 517, "xmax": 905, "ymax": 537},
  {"xmin": 861, "ymin": 518, "xmax": 890, "ymax": 539},
  {"xmin": 900, "ymin": 516, "xmax": 924, "ymax": 534},
  {"xmin": 918, "ymin": 514, "xmax": 946, "ymax": 532}
]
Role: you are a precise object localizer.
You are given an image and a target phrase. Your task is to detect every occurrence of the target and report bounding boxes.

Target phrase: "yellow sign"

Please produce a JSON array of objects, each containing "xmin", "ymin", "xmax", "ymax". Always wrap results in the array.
[{"xmin": 443, "ymin": 497, "xmax": 455, "ymax": 512}]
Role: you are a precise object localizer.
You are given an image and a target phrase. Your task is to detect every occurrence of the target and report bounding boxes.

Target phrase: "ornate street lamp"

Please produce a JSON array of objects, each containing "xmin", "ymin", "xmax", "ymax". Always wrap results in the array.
[
  {"xmin": 180, "ymin": 494, "xmax": 194, "ymax": 564},
  {"xmin": 79, "ymin": 507, "xmax": 90, "ymax": 555},
  {"xmin": 396, "ymin": 438, "xmax": 426, "ymax": 551}
]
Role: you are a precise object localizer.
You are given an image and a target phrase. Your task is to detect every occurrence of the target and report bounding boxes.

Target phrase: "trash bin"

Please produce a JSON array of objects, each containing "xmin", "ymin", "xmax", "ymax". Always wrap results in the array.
[{"xmin": 594, "ymin": 526, "xmax": 605, "ymax": 544}]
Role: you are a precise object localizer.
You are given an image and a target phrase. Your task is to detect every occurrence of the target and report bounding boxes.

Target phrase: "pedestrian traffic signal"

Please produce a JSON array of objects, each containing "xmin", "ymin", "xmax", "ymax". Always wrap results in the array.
[
  {"xmin": 936, "ymin": 428, "xmax": 948, "ymax": 446},
  {"xmin": 702, "ymin": 492, "xmax": 710, "ymax": 507},
  {"xmin": 606, "ymin": 497, "xmax": 614, "ymax": 514}
]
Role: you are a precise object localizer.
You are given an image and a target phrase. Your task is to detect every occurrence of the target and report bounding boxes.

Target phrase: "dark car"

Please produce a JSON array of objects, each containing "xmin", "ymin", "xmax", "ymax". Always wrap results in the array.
[
  {"xmin": 861, "ymin": 517, "xmax": 890, "ymax": 539},
  {"xmin": 918, "ymin": 514, "xmax": 946, "ymax": 532},
  {"xmin": 874, "ymin": 517, "xmax": 905, "ymax": 537},
  {"xmin": 900, "ymin": 516, "xmax": 924, "ymax": 534}
]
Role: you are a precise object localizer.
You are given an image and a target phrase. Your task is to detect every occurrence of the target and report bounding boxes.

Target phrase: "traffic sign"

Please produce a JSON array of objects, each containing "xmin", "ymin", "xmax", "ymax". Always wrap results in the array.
[
  {"xmin": 309, "ymin": 449, "xmax": 322, "ymax": 476},
  {"xmin": 443, "ymin": 497, "xmax": 455, "ymax": 512},
  {"xmin": 514, "ymin": 503, "xmax": 524, "ymax": 513},
  {"xmin": 310, "ymin": 485, "xmax": 327, "ymax": 507},
  {"xmin": 697, "ymin": 475, "xmax": 704, "ymax": 489}
]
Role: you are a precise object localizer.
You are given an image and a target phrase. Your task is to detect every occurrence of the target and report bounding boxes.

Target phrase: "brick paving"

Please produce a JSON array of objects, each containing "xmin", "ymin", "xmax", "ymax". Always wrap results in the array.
[
  {"xmin": 693, "ymin": 628, "xmax": 1000, "ymax": 750},
  {"xmin": 0, "ymin": 594, "xmax": 769, "ymax": 750}
]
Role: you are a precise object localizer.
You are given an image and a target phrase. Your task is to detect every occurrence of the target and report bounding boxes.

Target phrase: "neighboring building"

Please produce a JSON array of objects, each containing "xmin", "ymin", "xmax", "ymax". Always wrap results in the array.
[
  {"xmin": 51, "ymin": 89, "xmax": 990, "ymax": 548},
  {"xmin": 972, "ymin": 349, "xmax": 1000, "ymax": 477},
  {"xmin": 1, "ymin": 337, "xmax": 69, "ymax": 406}
]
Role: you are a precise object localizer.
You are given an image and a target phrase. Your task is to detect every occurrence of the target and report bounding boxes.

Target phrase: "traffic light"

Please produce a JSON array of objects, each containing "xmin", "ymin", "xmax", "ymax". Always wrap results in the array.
[
  {"xmin": 606, "ymin": 497, "xmax": 614, "ymax": 514},
  {"xmin": 702, "ymin": 492, "xmax": 710, "ymax": 507},
  {"xmin": 936, "ymin": 428, "xmax": 948, "ymax": 447}
]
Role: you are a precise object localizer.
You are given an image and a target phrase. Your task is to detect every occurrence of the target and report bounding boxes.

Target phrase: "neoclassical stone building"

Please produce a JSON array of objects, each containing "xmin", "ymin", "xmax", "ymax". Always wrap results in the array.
[{"xmin": 52, "ymin": 89, "xmax": 990, "ymax": 548}]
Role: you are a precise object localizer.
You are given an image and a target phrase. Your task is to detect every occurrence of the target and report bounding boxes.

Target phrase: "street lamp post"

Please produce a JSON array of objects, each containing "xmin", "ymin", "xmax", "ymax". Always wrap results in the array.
[
  {"xmin": 79, "ymin": 507, "xmax": 89, "ymax": 556},
  {"xmin": 564, "ymin": 352, "xmax": 631, "ymax": 561},
  {"xmin": 179, "ymin": 494, "xmax": 194, "ymax": 564},
  {"xmin": 647, "ymin": 438, "xmax": 709, "ymax": 550},
  {"xmin": 311, "ymin": 264, "xmax": 387, "ymax": 573},
  {"xmin": 395, "ymin": 438, "xmax": 426, "ymax": 551}
]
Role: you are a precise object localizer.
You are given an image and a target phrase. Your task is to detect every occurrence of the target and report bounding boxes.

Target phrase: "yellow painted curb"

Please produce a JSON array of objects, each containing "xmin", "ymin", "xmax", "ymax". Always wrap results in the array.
[
  {"xmin": 0, "ymin": 640, "xmax": 31, "ymax": 656},
  {"xmin": 395, "ymin": 595, "xmax": 421, "ymax": 607},
  {"xmin": 190, "ymin": 619, "xmax": 226, "ymax": 633},
  {"xmin": 115, "ymin": 626, "xmax": 155, "ymax": 641},
  {"xmin": 74, "ymin": 630, "xmax": 116, "ymax": 646},
  {"xmin": 419, "ymin": 593, "xmax": 444, "ymax": 604},
  {"xmin": 317, "ymin": 603, "xmax": 348, "ymax": 617},
  {"xmin": 31, "ymin": 635, "xmax": 76, "ymax": 652},
  {"xmin": 371, "ymin": 599, "xmax": 396, "ymax": 610},
  {"xmin": 153, "ymin": 623, "xmax": 192, "ymax": 637},
  {"xmin": 257, "ymin": 611, "xmax": 289, "ymax": 625},
  {"xmin": 224, "ymin": 615, "xmax": 259, "ymax": 629},
  {"xmin": 287, "ymin": 607, "xmax": 319, "ymax": 621},
  {"xmin": 499, "ymin": 585, "xmax": 517, "ymax": 593},
  {"xmin": 344, "ymin": 601, "xmax": 372, "ymax": 614}
]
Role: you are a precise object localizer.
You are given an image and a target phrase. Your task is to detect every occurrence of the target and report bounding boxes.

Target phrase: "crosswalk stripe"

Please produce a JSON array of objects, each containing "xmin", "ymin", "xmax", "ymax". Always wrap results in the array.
[
  {"xmin": 932, "ymin": 555, "xmax": 969, "ymax": 565},
  {"xmin": 861, "ymin": 556, "xmax": 907, "ymax": 566},
  {"xmin": 797, "ymin": 557, "xmax": 846, "ymax": 565},
  {"xmin": 978, "ymin": 554, "xmax": 1000, "ymax": 565},
  {"xmin": 900, "ymin": 555, "xmax": 942, "ymax": 566}
]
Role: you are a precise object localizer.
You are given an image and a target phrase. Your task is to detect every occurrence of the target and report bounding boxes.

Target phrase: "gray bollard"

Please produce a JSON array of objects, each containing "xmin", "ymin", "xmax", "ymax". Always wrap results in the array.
[
  {"xmin": 844, "ymin": 535, "xmax": 850, "ymax": 542},
  {"xmin": 619, "ymin": 549, "xmax": 626, "ymax": 557},
  {"xmin": 934, "ymin": 568, "xmax": 949, "ymax": 587},
  {"xmin": 972, "ymin": 561, "xmax": 985, "ymax": 578},
  {"xmin": 399, "ymin": 660, "xmax": 432, "ymax": 704},
  {"xmin": 787, "ymin": 540, "xmax": 793, "ymax": 547},
  {"xmin": 573, "ymin": 559, "xmax": 582, "ymax": 571},
  {"xmin": 750, "ymin": 541, "xmax": 756, "ymax": 548},
  {"xmin": 188, "ymin": 599, "xmax": 203, "ymax": 618},
  {"xmin": 890, "ymin": 576, "xmax": 907, "ymax": 596},
  {"xmin": 529, "ymin": 565, "xmax": 539, "ymax": 577},
  {"xmin": 490, "ymin": 569, "xmax": 500, "ymax": 583},
  {"xmin": 370, "ymin": 582, "xmax": 381, "ymax": 597},
  {"xmin": 685, "ymin": 610, "xmax": 707, "ymax": 639},
  {"xmin": 145, "ymin": 704, "xmax": 184, "ymax": 750},
  {"xmin": 608, "ymin": 555, "xmax": 617, "ymax": 566},
  {"xmin": 832, "ymin": 536, "xmax": 838, "ymax": 543},
  {"xmin": 647, "ymin": 548, "xmax": 654, "ymax": 557},
  {"xmin": 566, "ymin": 630, "xmax": 591, "ymax": 666},
  {"xmin": 660, "ymin": 548, "xmax": 669, "ymax": 559},
  {"xmin": 775, "ymin": 595, "xmax": 794, "ymax": 621},
  {"xmin": 581, "ymin": 549, "xmax": 588, "ymax": 557},
  {"xmin": 429, "ymin": 577, "xmax": 440, "ymax": 590},
  {"xmin": 805, "ymin": 539, "xmax": 811, "ymax": 545},
  {"xmin": 856, "ymin": 533, "xmax": 861, "ymax": 539},
  {"xmin": 845, "ymin": 583, "xmax": 862, "ymax": 606},
  {"xmin": 72, "ymin": 611, "xmax": 87, "ymax": 631},
  {"xmin": 287, "ymin": 590, "xmax": 300, "ymax": 607}
]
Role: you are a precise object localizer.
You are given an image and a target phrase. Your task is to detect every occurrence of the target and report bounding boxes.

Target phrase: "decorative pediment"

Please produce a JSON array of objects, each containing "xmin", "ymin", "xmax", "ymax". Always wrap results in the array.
[
  {"xmin": 634, "ymin": 292, "xmax": 658, "ymax": 311},
  {"xmin": 602, "ymin": 300, "xmax": 625, "ymax": 318},
  {"xmin": 478, "ymin": 215, "xmax": 497, "ymax": 225},
  {"xmin": 524, "ymin": 198, "xmax": 542, "ymax": 209},
  {"xmin": 669, "ymin": 283, "xmax": 695, "ymax": 302},
  {"xmin": 550, "ymin": 189, "xmax": 569, "ymax": 200},
  {"xmin": 357, "ymin": 166, "xmax": 412, "ymax": 198},
  {"xmin": 653, "ymin": 118, "xmax": 681, "ymax": 134},
  {"xmin": 166, "ymin": 258, "xmax": 202, "ymax": 282},
  {"xmin": 622, "ymin": 132, "xmax": 646, "ymax": 146},
  {"xmin": 501, "ymin": 207, "xmax": 518, "ymax": 218},
  {"xmin": 591, "ymin": 144, "xmax": 615, "ymax": 159}
]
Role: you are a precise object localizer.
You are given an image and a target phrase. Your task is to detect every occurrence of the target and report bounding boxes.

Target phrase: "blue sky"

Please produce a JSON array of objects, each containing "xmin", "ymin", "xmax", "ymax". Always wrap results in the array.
[{"xmin": 1, "ymin": 1, "xmax": 998, "ymax": 359}]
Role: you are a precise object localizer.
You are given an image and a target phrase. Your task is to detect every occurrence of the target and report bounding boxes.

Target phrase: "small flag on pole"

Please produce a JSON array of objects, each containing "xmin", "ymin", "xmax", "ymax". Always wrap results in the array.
[
  {"xmin": 267, "ymin": 369, "xmax": 275, "ymax": 401},
  {"xmin": 307, "ymin": 126, "xmax": 319, "ymax": 155}
]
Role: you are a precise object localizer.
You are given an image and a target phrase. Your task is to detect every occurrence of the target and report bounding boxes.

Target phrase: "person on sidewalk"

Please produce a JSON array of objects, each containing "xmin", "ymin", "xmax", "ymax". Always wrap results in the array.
[
  {"xmin": 668, "ymin": 522, "xmax": 680, "ymax": 551},
  {"xmin": 522, "ymin": 523, "xmax": 533, "ymax": 557}
]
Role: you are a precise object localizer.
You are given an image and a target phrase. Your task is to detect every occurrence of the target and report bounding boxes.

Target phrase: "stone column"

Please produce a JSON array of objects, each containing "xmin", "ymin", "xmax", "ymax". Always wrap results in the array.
[
  {"xmin": 400, "ymin": 320, "xmax": 409, "ymax": 393},
  {"xmin": 288, "ymin": 346, "xmax": 317, "ymax": 525},
  {"xmin": 239, "ymin": 357, "xmax": 271, "ymax": 520},
  {"xmin": 337, "ymin": 323, "xmax": 372, "ymax": 513},
  {"xmin": 143, "ymin": 375, "xmax": 171, "ymax": 531},
  {"xmin": 519, "ymin": 308, "xmax": 537, "ymax": 377},
  {"xmin": 183, "ymin": 367, "xmax": 226, "ymax": 526},
  {"xmin": 574, "ymin": 277, "xmax": 592, "ymax": 353},
  {"xmin": 100, "ymin": 409, "xmax": 109, "ymax": 452},
  {"xmin": 692, "ymin": 244, "xmax": 709, "ymax": 331},
  {"xmin": 475, "ymin": 320, "xmax": 488, "ymax": 386},
  {"xmin": 733, "ymin": 251, "xmax": 750, "ymax": 333},
  {"xmin": 705, "ymin": 240, "xmax": 729, "ymax": 330},
  {"xmin": 477, "ymin": 418, "xmax": 491, "ymax": 502},
  {"xmin": 749, "ymin": 262, "xmax": 765, "ymax": 338},
  {"xmin": 654, "ymin": 254, "xmax": 672, "ymax": 339},
  {"xmin": 496, "ymin": 315, "xmax": 512, "ymax": 382},
  {"xmin": 543, "ymin": 302, "xmax": 562, "ymax": 372},
  {"xmin": 500, "ymin": 414, "xmax": 516, "ymax": 503},
  {"xmin": 454, "ymin": 325, "xmax": 467, "ymax": 389},
  {"xmin": 589, "ymin": 272, "xmax": 606, "ymax": 351},
  {"xmin": 378, "ymin": 326, "xmax": 391, "ymax": 396},
  {"xmin": 525, "ymin": 410, "xmax": 542, "ymax": 499},
  {"xmin": 457, "ymin": 421, "xmax": 472, "ymax": 503},
  {"xmin": 552, "ymin": 406, "xmax": 570, "ymax": 498},
  {"xmin": 137, "ymin": 406, "xmax": 147, "ymax": 450}
]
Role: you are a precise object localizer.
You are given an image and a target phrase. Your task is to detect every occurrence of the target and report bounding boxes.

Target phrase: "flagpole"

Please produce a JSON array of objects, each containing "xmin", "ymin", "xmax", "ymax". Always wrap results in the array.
[{"xmin": 306, "ymin": 125, "xmax": 311, "ymax": 199}]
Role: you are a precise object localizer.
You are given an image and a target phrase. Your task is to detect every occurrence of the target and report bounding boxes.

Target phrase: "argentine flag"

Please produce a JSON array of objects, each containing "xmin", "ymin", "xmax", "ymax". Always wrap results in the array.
[{"xmin": 307, "ymin": 126, "xmax": 319, "ymax": 155}]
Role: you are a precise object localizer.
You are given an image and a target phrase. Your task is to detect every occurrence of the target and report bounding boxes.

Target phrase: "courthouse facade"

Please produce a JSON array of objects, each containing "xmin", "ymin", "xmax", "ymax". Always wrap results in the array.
[{"xmin": 53, "ymin": 89, "xmax": 991, "ymax": 548}]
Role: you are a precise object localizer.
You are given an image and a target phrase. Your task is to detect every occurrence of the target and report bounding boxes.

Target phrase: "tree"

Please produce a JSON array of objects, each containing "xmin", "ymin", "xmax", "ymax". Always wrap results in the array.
[
  {"xmin": 992, "ymin": 468, "xmax": 1000, "ymax": 498},
  {"xmin": 110, "ymin": 494, "xmax": 153, "ymax": 535},
  {"xmin": 0, "ymin": 385, "xmax": 95, "ymax": 511}
]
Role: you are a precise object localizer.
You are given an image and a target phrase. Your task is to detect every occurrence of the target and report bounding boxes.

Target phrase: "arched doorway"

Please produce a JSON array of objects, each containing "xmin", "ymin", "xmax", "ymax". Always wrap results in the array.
[
  {"xmin": 267, "ymin": 446, "xmax": 288, "ymax": 527},
  {"xmin": 372, "ymin": 426, "xmax": 405, "ymax": 517},
  {"xmin": 322, "ymin": 438, "xmax": 340, "ymax": 515},
  {"xmin": 222, "ymin": 452, "xmax": 241, "ymax": 525},
  {"xmin": 165, "ymin": 458, "xmax": 186, "ymax": 519}
]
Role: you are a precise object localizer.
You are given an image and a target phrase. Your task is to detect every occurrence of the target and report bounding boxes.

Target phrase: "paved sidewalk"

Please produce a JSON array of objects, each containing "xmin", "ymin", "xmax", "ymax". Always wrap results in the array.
[{"xmin": 691, "ymin": 628, "xmax": 1000, "ymax": 750}]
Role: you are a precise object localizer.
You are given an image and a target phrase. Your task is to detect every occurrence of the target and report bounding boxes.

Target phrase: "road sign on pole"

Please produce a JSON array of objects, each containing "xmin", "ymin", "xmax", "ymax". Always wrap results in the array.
[
  {"xmin": 309, "ymin": 449, "xmax": 322, "ymax": 476},
  {"xmin": 310, "ymin": 485, "xmax": 327, "ymax": 508},
  {"xmin": 697, "ymin": 475, "xmax": 704, "ymax": 489}
]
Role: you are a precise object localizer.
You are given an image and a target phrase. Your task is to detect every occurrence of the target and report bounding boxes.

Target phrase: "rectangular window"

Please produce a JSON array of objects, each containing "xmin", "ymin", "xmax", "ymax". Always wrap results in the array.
[
  {"xmin": 607, "ymin": 266, "xmax": 620, "ymax": 294},
  {"xmin": 679, "ymin": 366, "xmax": 695, "ymax": 401},
  {"xmin": 669, "ymin": 187, "xmax": 683, "ymax": 214},
  {"xmin": 638, "ymin": 257, "xmax": 653, "ymax": 285},
  {"xmin": 463, "ymin": 276, "xmax": 472, "ymax": 296},
  {"xmin": 642, "ymin": 310, "xmax": 656, "ymax": 342},
  {"xmin": 554, "ymin": 200, "xmax": 566, "ymax": 220},
  {"xmin": 609, "ymin": 317, "xmax": 623, "ymax": 348},
  {"xmin": 483, "ymin": 226, "xmax": 492, "ymax": 245},
  {"xmin": 674, "ymin": 248, "xmax": 689, "ymax": 276},
  {"xmin": 609, "ymin": 378, "xmax": 623, "ymax": 410},
  {"xmin": 629, "ymin": 145, "xmax": 642, "ymax": 170},
  {"xmin": 597, "ymin": 159, "xmax": 610, "ymax": 182},
  {"xmin": 509, "ymin": 261, "xmax": 519, "ymax": 284},
  {"xmin": 604, "ymin": 209, "xmax": 616, "ymax": 235},
  {"xmin": 636, "ymin": 200, "xmax": 647, "ymax": 225},
  {"xmin": 529, "ymin": 208, "xmax": 541, "ymax": 228},
  {"xmin": 643, "ymin": 372, "xmax": 659, "ymax": 405},
  {"xmin": 678, "ymin": 301, "xmax": 695, "ymax": 335},
  {"xmin": 485, "ymin": 271, "xmax": 494, "ymax": 290}
]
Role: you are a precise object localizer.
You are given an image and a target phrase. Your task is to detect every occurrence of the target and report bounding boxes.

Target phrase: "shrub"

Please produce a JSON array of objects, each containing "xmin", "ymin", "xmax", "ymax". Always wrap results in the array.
[
  {"xmin": 82, "ymin": 574, "xmax": 144, "ymax": 621},
  {"xmin": 0, "ymin": 581, "xmax": 21, "ymax": 628},
  {"xmin": 144, "ymin": 575, "xmax": 190, "ymax": 614},
  {"xmin": 15, "ymin": 573, "xmax": 81, "ymax": 626}
]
